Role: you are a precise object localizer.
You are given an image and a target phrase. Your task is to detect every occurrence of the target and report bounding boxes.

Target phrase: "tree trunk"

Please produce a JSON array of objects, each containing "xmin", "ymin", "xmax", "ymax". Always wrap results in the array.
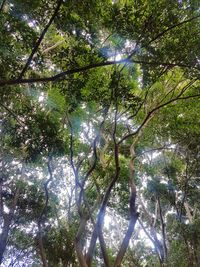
[
  {"xmin": 75, "ymin": 216, "xmax": 88, "ymax": 267},
  {"xmin": 85, "ymin": 227, "xmax": 98, "ymax": 267},
  {"xmin": 114, "ymin": 215, "xmax": 138, "ymax": 267},
  {"xmin": 0, "ymin": 187, "xmax": 19, "ymax": 264},
  {"xmin": 37, "ymin": 224, "xmax": 48, "ymax": 267},
  {"xmin": 0, "ymin": 215, "xmax": 11, "ymax": 264},
  {"xmin": 114, "ymin": 170, "xmax": 138, "ymax": 267}
]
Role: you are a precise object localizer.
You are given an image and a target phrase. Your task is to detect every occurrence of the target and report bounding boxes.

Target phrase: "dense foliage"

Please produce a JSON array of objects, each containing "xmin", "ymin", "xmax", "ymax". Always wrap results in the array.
[{"xmin": 0, "ymin": 0, "xmax": 200, "ymax": 266}]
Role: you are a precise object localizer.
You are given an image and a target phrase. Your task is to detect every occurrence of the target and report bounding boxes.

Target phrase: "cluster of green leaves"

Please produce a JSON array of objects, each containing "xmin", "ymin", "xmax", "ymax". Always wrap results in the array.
[{"xmin": 0, "ymin": 0, "xmax": 200, "ymax": 266}]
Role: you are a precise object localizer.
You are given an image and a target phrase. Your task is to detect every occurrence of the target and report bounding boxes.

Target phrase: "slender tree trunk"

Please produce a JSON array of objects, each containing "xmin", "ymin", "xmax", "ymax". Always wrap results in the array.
[
  {"xmin": 37, "ymin": 223, "xmax": 48, "ymax": 267},
  {"xmin": 157, "ymin": 197, "xmax": 167, "ymax": 262},
  {"xmin": 85, "ymin": 139, "xmax": 120, "ymax": 266},
  {"xmin": 114, "ymin": 178, "xmax": 138, "ymax": 267},
  {"xmin": 0, "ymin": 187, "xmax": 19, "ymax": 264},
  {"xmin": 0, "ymin": 215, "xmax": 11, "ymax": 263},
  {"xmin": 193, "ymin": 240, "xmax": 200, "ymax": 267}
]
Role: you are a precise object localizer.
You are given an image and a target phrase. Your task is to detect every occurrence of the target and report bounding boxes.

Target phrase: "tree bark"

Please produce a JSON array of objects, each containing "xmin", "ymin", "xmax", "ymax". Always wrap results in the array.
[
  {"xmin": 85, "ymin": 226, "xmax": 98, "ymax": 267},
  {"xmin": 86, "ymin": 109, "xmax": 120, "ymax": 266},
  {"xmin": 37, "ymin": 224, "xmax": 48, "ymax": 267},
  {"xmin": 114, "ymin": 177, "xmax": 138, "ymax": 267},
  {"xmin": 157, "ymin": 197, "xmax": 167, "ymax": 262},
  {"xmin": 0, "ymin": 215, "xmax": 12, "ymax": 263},
  {"xmin": 75, "ymin": 216, "xmax": 88, "ymax": 267},
  {"xmin": 0, "ymin": 187, "xmax": 19, "ymax": 264}
]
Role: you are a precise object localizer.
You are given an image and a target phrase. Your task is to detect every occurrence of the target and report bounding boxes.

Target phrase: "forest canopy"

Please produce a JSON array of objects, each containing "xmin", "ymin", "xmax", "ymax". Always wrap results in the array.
[{"xmin": 0, "ymin": 0, "xmax": 200, "ymax": 266}]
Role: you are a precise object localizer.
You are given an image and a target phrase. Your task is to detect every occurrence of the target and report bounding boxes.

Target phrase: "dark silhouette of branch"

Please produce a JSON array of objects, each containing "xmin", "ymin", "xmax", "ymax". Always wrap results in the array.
[
  {"xmin": 125, "ymin": 15, "xmax": 200, "ymax": 60},
  {"xmin": 148, "ymin": 14, "xmax": 200, "ymax": 44},
  {"xmin": 0, "ymin": 59, "xmax": 199, "ymax": 87},
  {"xmin": 0, "ymin": 12, "xmax": 198, "ymax": 86},
  {"xmin": 67, "ymin": 114, "xmax": 82, "ymax": 188},
  {"xmin": 0, "ymin": 0, "xmax": 6, "ymax": 13},
  {"xmin": 0, "ymin": 103, "xmax": 25, "ymax": 126},
  {"xmin": 127, "ymin": 87, "xmax": 150, "ymax": 121},
  {"xmin": 18, "ymin": 0, "xmax": 63, "ymax": 79}
]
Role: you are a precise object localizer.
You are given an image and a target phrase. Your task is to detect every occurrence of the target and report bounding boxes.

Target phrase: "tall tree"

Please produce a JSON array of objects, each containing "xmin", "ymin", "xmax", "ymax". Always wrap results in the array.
[{"xmin": 0, "ymin": 0, "xmax": 200, "ymax": 266}]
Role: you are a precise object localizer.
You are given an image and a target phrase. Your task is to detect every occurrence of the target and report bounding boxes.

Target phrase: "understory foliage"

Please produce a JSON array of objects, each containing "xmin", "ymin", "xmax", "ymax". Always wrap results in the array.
[{"xmin": 0, "ymin": 0, "xmax": 200, "ymax": 266}]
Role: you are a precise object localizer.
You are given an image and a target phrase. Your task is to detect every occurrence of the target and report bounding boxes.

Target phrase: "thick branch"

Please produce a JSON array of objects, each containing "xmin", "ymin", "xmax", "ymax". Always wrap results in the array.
[{"xmin": 0, "ymin": 59, "xmax": 198, "ymax": 87}]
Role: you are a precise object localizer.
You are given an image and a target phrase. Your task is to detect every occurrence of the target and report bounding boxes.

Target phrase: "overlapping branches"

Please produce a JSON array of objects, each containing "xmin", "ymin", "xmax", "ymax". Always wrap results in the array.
[{"xmin": 0, "ymin": 14, "xmax": 199, "ymax": 87}]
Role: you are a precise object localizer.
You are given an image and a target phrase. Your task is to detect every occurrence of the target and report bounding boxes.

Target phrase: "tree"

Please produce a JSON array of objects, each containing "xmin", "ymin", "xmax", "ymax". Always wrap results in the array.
[{"xmin": 0, "ymin": 0, "xmax": 200, "ymax": 266}]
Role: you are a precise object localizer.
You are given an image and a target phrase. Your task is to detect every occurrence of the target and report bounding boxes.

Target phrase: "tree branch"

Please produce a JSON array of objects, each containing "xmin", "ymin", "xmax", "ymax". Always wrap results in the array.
[
  {"xmin": 118, "ymin": 79, "xmax": 198, "ymax": 145},
  {"xmin": 18, "ymin": 0, "xmax": 63, "ymax": 79},
  {"xmin": 86, "ymin": 105, "xmax": 120, "ymax": 267},
  {"xmin": 157, "ymin": 196, "xmax": 167, "ymax": 261},
  {"xmin": 0, "ymin": 103, "xmax": 25, "ymax": 126},
  {"xmin": 0, "ymin": 0, "xmax": 6, "ymax": 13},
  {"xmin": 0, "ymin": 59, "xmax": 199, "ymax": 87},
  {"xmin": 148, "ymin": 14, "xmax": 200, "ymax": 44}
]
